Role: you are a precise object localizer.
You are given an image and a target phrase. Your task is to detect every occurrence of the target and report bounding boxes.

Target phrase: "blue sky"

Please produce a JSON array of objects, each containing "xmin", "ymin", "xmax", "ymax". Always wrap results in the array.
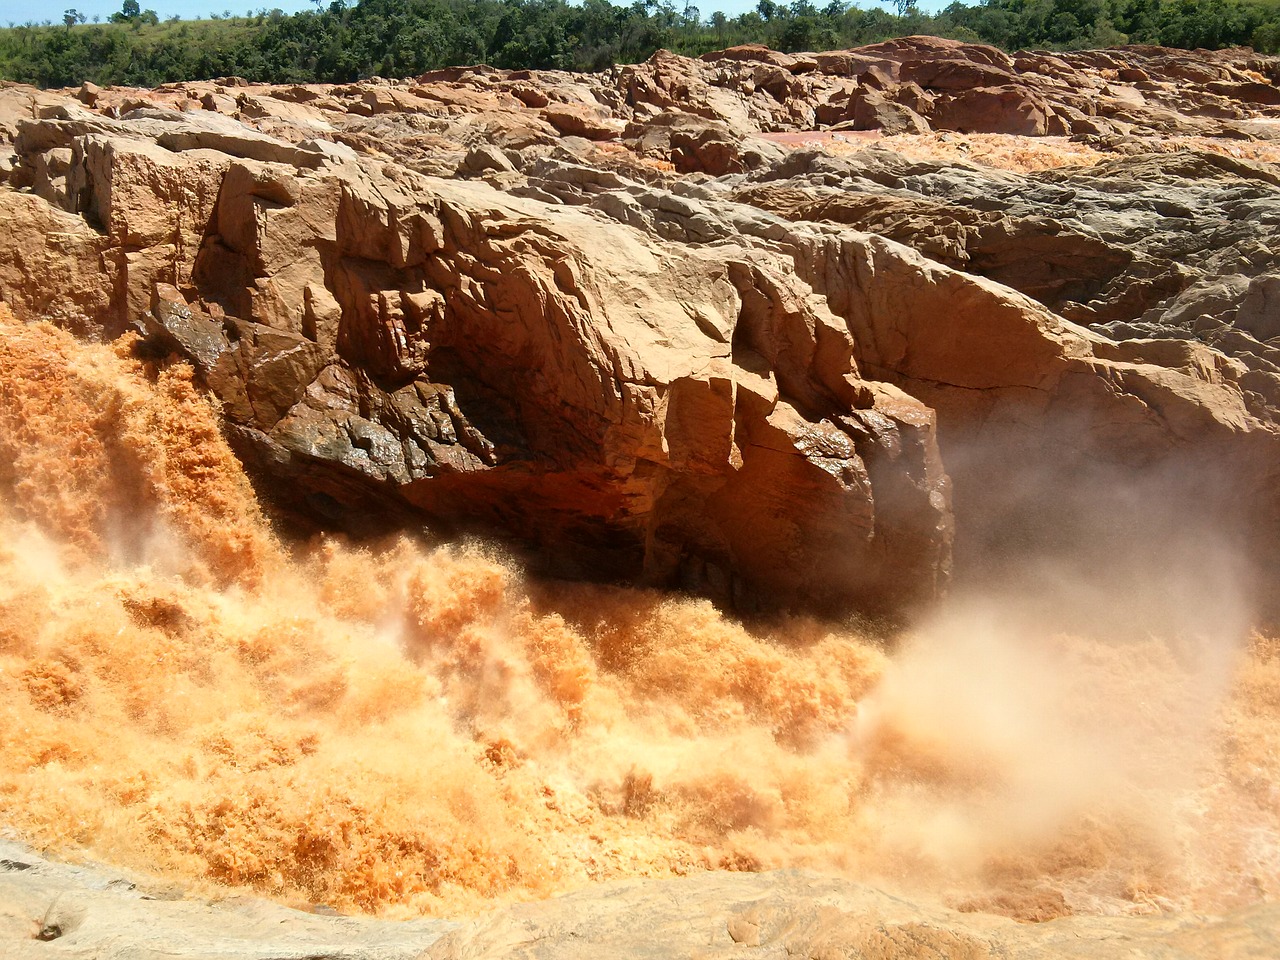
[
  {"xmin": 3, "ymin": 1, "xmax": 312, "ymax": 25},
  {"xmin": 2, "ymin": 0, "xmax": 940, "ymax": 27}
]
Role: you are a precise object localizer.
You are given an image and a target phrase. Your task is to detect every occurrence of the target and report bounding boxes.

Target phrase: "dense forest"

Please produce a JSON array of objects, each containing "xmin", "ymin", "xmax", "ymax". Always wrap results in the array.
[{"xmin": 2, "ymin": 0, "xmax": 1279, "ymax": 89}]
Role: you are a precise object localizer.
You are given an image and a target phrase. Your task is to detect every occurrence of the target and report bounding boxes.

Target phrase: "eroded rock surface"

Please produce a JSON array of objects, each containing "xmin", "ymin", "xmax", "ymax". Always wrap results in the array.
[
  {"xmin": 2, "ymin": 840, "xmax": 1278, "ymax": 960},
  {"xmin": 0, "ymin": 838, "xmax": 450, "ymax": 960},
  {"xmin": 2, "ymin": 38, "xmax": 1280, "ymax": 613}
]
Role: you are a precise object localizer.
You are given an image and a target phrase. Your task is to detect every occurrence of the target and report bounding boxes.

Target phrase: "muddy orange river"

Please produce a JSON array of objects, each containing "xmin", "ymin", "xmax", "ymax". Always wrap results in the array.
[{"xmin": 1, "ymin": 311, "xmax": 1277, "ymax": 922}]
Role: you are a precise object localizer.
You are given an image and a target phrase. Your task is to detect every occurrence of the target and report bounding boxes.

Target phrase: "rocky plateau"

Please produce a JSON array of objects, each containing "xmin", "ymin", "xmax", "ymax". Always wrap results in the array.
[{"xmin": 4, "ymin": 36, "xmax": 1280, "ymax": 616}]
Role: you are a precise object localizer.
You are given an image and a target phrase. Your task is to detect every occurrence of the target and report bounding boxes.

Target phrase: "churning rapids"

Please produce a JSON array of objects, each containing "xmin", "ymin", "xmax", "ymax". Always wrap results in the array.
[{"xmin": 1, "ymin": 306, "xmax": 1278, "ymax": 925}]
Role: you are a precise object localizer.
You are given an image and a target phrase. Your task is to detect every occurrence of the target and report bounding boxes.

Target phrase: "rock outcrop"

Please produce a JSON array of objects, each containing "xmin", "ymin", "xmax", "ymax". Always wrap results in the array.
[
  {"xmin": 5, "ymin": 35, "xmax": 1280, "ymax": 960},
  {"xmin": 2, "ymin": 38, "xmax": 1280, "ymax": 613}
]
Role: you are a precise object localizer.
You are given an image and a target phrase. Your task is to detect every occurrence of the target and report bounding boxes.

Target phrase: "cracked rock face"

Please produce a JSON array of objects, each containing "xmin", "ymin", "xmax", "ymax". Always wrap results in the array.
[{"xmin": 3, "ymin": 37, "xmax": 1280, "ymax": 614}]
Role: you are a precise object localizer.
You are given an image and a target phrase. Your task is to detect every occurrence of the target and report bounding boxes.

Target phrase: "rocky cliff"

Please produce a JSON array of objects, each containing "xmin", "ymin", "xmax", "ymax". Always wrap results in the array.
[
  {"xmin": 2, "ymin": 36, "xmax": 1279, "ymax": 614},
  {"xmin": 4, "ymin": 36, "xmax": 1280, "ymax": 960}
]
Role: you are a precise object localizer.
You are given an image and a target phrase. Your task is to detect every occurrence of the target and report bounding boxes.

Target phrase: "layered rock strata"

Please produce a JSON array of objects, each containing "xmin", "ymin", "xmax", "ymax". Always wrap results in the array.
[{"xmin": 2, "ymin": 37, "xmax": 1279, "ymax": 612}]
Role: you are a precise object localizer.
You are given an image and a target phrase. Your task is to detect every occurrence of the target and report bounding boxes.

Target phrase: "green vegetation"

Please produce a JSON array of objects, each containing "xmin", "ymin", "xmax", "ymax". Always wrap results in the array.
[{"xmin": 3, "ymin": 0, "xmax": 1280, "ymax": 90}]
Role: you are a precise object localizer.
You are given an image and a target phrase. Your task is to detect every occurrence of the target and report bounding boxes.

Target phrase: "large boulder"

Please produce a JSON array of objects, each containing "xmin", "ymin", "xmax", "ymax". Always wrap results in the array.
[
  {"xmin": 930, "ymin": 85, "xmax": 1050, "ymax": 136},
  {"xmin": 0, "ymin": 191, "xmax": 112, "ymax": 338},
  {"xmin": 1, "ymin": 106, "xmax": 955, "ymax": 616}
]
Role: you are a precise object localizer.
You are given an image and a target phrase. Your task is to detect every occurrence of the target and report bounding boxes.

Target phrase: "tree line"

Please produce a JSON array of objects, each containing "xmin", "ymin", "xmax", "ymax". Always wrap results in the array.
[{"xmin": 2, "ymin": 0, "xmax": 1279, "ymax": 90}]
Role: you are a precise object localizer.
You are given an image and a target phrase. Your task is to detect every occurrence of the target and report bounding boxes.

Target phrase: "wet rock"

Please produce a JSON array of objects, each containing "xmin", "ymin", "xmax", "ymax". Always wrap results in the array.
[{"xmin": 135, "ymin": 283, "xmax": 231, "ymax": 371}]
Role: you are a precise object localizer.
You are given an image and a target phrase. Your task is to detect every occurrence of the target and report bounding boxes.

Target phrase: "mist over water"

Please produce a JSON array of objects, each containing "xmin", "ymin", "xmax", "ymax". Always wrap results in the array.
[{"xmin": 1, "ymin": 312, "xmax": 1278, "ymax": 921}]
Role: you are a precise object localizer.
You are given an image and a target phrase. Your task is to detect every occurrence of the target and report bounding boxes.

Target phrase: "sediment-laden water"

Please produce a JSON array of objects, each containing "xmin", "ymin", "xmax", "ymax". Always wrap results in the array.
[{"xmin": 2, "ymin": 311, "xmax": 1277, "ymax": 922}]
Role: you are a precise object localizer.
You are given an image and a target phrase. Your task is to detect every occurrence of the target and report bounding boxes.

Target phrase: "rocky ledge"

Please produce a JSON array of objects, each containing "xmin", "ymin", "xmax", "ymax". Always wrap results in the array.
[{"xmin": 2, "ymin": 37, "xmax": 1280, "ymax": 615}]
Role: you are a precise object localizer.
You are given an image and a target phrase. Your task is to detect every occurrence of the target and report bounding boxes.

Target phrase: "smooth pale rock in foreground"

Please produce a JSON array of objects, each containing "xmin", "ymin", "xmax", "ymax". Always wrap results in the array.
[
  {"xmin": 2, "ymin": 839, "xmax": 1278, "ymax": 960},
  {"xmin": 0, "ymin": 839, "xmax": 450, "ymax": 960}
]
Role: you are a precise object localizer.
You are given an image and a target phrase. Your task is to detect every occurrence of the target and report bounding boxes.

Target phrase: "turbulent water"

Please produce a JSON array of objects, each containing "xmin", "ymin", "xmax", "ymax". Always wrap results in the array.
[{"xmin": 1, "ymin": 309, "xmax": 1278, "ymax": 922}]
